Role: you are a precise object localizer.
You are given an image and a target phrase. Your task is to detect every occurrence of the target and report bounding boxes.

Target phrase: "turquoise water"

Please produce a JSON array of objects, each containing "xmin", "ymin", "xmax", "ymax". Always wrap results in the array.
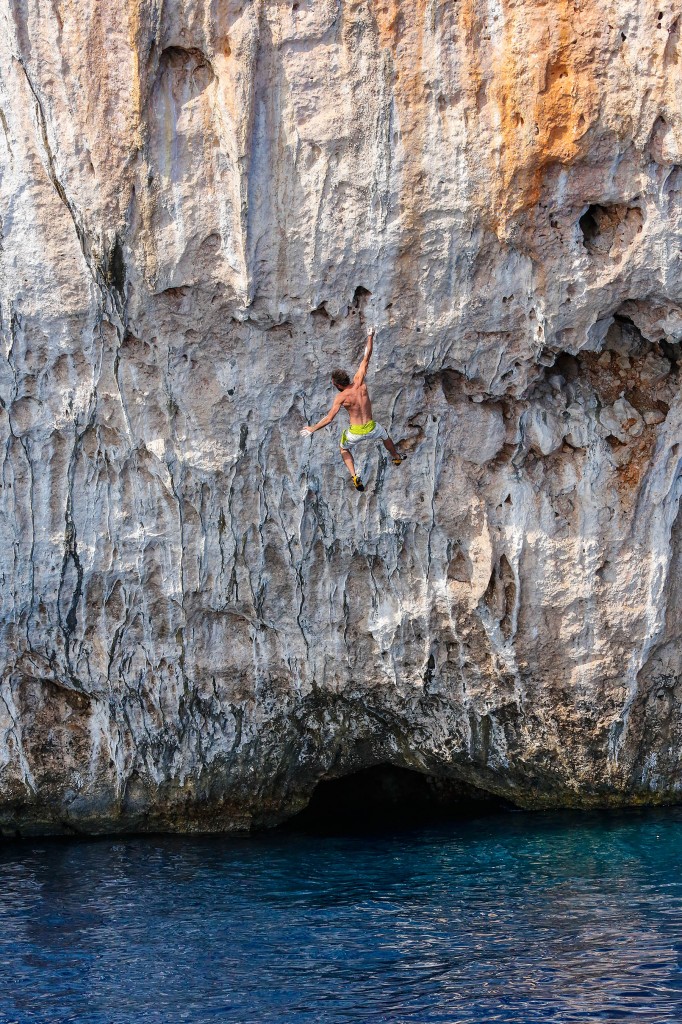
[{"xmin": 2, "ymin": 810, "xmax": 682, "ymax": 1022}]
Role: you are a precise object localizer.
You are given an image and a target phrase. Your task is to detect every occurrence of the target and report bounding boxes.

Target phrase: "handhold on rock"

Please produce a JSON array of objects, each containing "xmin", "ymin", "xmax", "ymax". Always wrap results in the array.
[
  {"xmin": 640, "ymin": 351, "xmax": 672, "ymax": 387},
  {"xmin": 599, "ymin": 397, "xmax": 644, "ymax": 442}
]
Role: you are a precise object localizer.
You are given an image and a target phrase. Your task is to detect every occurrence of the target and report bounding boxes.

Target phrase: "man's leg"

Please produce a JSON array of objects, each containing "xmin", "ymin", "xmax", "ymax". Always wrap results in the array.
[
  {"xmin": 340, "ymin": 446, "xmax": 364, "ymax": 490},
  {"xmin": 382, "ymin": 435, "xmax": 402, "ymax": 461},
  {"xmin": 340, "ymin": 447, "xmax": 356, "ymax": 477}
]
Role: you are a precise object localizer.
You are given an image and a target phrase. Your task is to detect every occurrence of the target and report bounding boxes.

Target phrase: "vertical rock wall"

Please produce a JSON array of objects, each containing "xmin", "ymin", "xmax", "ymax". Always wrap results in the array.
[{"xmin": 2, "ymin": 0, "xmax": 682, "ymax": 832}]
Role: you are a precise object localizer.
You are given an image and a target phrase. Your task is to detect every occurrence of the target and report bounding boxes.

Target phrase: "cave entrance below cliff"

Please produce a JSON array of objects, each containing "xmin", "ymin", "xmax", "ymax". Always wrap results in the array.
[{"xmin": 283, "ymin": 764, "xmax": 512, "ymax": 834}]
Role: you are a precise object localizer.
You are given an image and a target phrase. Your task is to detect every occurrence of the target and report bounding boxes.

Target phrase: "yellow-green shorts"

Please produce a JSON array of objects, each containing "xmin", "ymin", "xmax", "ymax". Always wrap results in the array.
[{"xmin": 340, "ymin": 420, "xmax": 388, "ymax": 451}]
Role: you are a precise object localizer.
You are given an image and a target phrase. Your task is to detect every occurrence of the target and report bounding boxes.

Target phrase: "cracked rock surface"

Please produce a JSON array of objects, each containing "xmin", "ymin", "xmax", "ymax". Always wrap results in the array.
[{"xmin": 2, "ymin": 0, "xmax": 682, "ymax": 834}]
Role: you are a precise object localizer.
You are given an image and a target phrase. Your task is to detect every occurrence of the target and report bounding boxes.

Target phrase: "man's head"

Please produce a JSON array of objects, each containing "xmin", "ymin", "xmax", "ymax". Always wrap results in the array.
[{"xmin": 331, "ymin": 369, "xmax": 351, "ymax": 390}]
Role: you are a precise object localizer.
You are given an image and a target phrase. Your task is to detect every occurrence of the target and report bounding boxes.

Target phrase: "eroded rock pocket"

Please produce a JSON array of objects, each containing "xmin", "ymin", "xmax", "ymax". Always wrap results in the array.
[{"xmin": 579, "ymin": 203, "xmax": 643, "ymax": 260}]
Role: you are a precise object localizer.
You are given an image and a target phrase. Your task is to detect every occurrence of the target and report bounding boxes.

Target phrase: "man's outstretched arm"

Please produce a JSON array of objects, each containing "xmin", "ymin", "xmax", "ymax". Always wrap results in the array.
[
  {"xmin": 353, "ymin": 328, "xmax": 375, "ymax": 385},
  {"xmin": 301, "ymin": 394, "xmax": 344, "ymax": 435}
]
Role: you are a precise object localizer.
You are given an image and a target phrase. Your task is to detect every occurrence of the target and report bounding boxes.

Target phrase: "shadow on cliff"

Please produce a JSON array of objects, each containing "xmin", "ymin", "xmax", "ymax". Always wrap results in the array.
[{"xmin": 280, "ymin": 764, "xmax": 515, "ymax": 836}]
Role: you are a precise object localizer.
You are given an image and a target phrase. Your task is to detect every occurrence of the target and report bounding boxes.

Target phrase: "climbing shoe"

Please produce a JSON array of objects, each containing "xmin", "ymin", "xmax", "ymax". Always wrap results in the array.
[
  {"xmin": 392, "ymin": 454, "xmax": 404, "ymax": 466},
  {"xmin": 352, "ymin": 475, "xmax": 365, "ymax": 491}
]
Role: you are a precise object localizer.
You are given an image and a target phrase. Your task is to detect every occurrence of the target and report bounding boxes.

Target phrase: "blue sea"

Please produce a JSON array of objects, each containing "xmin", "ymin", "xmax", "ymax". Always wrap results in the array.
[{"xmin": 2, "ymin": 809, "xmax": 682, "ymax": 1023}]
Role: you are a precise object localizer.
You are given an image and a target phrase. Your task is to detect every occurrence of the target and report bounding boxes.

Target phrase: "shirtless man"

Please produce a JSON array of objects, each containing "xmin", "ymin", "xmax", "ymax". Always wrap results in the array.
[{"xmin": 301, "ymin": 329, "xmax": 402, "ymax": 491}]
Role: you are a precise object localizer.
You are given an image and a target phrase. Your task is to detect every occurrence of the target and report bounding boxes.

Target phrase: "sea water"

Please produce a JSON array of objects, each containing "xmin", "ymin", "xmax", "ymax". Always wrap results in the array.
[{"xmin": 2, "ymin": 809, "xmax": 682, "ymax": 1023}]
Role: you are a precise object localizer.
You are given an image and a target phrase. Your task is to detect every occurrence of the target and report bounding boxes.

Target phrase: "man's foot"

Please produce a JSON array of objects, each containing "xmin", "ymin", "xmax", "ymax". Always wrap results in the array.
[
  {"xmin": 352, "ymin": 475, "xmax": 365, "ymax": 491},
  {"xmin": 391, "ymin": 454, "xmax": 404, "ymax": 466}
]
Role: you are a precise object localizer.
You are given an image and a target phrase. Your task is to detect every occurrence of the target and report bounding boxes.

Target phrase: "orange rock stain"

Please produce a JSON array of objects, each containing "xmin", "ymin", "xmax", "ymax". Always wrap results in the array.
[
  {"xmin": 371, "ymin": 0, "xmax": 603, "ymax": 237},
  {"xmin": 491, "ymin": 0, "xmax": 598, "ymax": 226}
]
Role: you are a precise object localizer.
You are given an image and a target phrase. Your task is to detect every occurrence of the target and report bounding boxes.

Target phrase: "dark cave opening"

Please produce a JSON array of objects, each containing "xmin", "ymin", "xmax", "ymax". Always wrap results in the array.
[
  {"xmin": 579, "ymin": 205, "xmax": 601, "ymax": 245},
  {"xmin": 106, "ymin": 236, "xmax": 126, "ymax": 296},
  {"xmin": 283, "ymin": 764, "xmax": 513, "ymax": 834}
]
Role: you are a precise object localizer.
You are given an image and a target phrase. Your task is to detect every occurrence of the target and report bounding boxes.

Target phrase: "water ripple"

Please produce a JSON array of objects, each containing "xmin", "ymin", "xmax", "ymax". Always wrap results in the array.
[{"xmin": 1, "ymin": 810, "xmax": 682, "ymax": 1022}]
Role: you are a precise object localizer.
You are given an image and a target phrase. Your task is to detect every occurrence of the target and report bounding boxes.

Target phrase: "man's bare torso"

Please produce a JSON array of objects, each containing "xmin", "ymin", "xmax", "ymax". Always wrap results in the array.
[{"xmin": 340, "ymin": 381, "xmax": 373, "ymax": 425}]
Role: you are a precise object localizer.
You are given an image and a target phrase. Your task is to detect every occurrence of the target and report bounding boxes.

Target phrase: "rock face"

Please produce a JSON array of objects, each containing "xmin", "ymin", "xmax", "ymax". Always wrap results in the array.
[{"xmin": 2, "ymin": 0, "xmax": 682, "ymax": 834}]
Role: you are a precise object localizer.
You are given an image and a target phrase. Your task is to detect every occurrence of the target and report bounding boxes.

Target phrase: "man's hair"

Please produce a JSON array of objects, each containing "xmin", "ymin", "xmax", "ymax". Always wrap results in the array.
[{"xmin": 331, "ymin": 368, "xmax": 351, "ymax": 389}]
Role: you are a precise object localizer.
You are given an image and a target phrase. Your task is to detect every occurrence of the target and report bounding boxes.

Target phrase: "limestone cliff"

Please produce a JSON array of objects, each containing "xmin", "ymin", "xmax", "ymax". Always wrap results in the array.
[{"xmin": 2, "ymin": 0, "xmax": 682, "ymax": 834}]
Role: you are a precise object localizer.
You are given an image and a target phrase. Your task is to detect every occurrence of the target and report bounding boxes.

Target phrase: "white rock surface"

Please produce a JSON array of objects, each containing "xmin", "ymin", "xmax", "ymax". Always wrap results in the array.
[
  {"xmin": 600, "ymin": 398, "xmax": 644, "ymax": 442},
  {"xmin": 1, "ymin": 0, "xmax": 682, "ymax": 832}
]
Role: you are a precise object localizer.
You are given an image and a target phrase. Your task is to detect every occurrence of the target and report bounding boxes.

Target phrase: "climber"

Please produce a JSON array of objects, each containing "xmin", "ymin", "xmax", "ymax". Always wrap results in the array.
[{"xmin": 300, "ymin": 328, "xmax": 403, "ymax": 491}]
